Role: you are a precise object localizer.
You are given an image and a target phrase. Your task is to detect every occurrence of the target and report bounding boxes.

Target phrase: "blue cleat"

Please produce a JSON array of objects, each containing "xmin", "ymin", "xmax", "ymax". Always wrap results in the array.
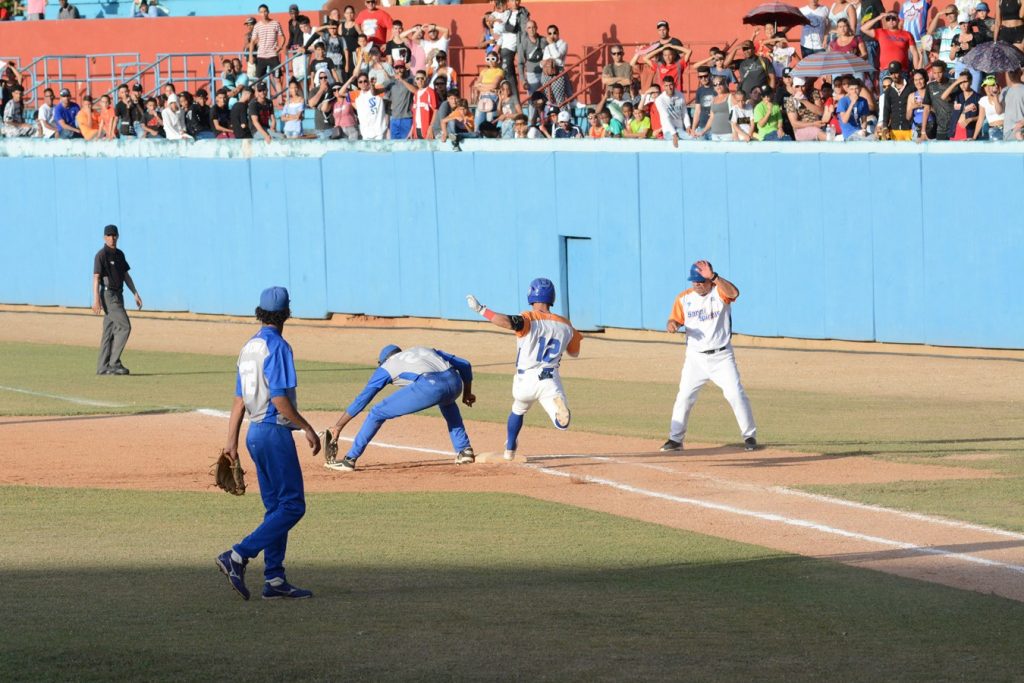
[
  {"xmin": 216, "ymin": 550, "xmax": 250, "ymax": 600},
  {"xmin": 262, "ymin": 580, "xmax": 313, "ymax": 600}
]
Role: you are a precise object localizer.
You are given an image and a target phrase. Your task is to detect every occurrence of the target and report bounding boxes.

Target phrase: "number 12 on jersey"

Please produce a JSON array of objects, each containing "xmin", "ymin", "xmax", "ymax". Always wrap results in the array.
[{"xmin": 535, "ymin": 336, "xmax": 561, "ymax": 362}]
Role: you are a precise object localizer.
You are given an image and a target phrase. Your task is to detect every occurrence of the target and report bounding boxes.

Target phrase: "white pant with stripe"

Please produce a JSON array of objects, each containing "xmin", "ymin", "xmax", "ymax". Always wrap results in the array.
[{"xmin": 669, "ymin": 345, "xmax": 756, "ymax": 443}]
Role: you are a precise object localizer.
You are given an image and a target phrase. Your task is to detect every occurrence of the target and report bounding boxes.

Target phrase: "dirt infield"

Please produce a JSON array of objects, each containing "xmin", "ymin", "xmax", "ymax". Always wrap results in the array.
[
  {"xmin": 3, "ymin": 308, "xmax": 1024, "ymax": 603},
  {"xmin": 4, "ymin": 408, "xmax": 1023, "ymax": 602}
]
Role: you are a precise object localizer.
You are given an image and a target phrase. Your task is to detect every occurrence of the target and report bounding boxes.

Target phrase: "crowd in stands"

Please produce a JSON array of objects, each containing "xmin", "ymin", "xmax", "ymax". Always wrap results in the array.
[
  {"xmin": 3, "ymin": 0, "xmax": 1024, "ymax": 143},
  {"xmin": 0, "ymin": 0, "xmax": 171, "ymax": 19}
]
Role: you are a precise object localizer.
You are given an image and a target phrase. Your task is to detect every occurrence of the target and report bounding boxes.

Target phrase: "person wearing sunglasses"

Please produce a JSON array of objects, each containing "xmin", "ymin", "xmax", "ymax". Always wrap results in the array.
[
  {"xmin": 391, "ymin": 68, "xmax": 439, "ymax": 139},
  {"xmin": 540, "ymin": 24, "xmax": 570, "ymax": 104},
  {"xmin": 517, "ymin": 20, "xmax": 546, "ymax": 95},
  {"xmin": 601, "ymin": 44, "xmax": 632, "ymax": 100},
  {"xmin": 862, "ymin": 12, "xmax": 922, "ymax": 74}
]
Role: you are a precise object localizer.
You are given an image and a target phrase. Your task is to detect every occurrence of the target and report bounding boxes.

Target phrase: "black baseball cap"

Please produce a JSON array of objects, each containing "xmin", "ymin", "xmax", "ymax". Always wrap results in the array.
[
  {"xmin": 782, "ymin": 67, "xmax": 793, "ymax": 77},
  {"xmin": 656, "ymin": 20, "xmax": 669, "ymax": 28},
  {"xmin": 104, "ymin": 224, "xmax": 119, "ymax": 236},
  {"xmin": 888, "ymin": 60, "xmax": 903, "ymax": 73},
  {"xmin": 254, "ymin": 82, "xmax": 268, "ymax": 91}
]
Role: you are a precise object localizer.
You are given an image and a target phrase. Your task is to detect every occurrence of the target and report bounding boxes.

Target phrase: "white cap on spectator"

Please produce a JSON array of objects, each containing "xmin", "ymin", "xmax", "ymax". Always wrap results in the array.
[
  {"xmin": 792, "ymin": 76, "xmax": 806, "ymax": 86},
  {"xmin": 557, "ymin": 111, "xmax": 571, "ymax": 123}
]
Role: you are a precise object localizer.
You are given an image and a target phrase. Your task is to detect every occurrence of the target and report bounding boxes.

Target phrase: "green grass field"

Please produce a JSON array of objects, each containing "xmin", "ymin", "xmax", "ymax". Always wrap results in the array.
[
  {"xmin": 3, "ymin": 339, "xmax": 1023, "ymax": 530},
  {"xmin": 2, "ymin": 487, "xmax": 1022, "ymax": 681}
]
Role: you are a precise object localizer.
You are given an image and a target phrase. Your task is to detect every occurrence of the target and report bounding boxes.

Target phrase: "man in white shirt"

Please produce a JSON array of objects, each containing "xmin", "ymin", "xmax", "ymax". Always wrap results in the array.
[
  {"xmin": 800, "ymin": 0, "xmax": 830, "ymax": 56},
  {"xmin": 354, "ymin": 76, "xmax": 388, "ymax": 139},
  {"xmin": 36, "ymin": 88, "xmax": 60, "ymax": 138},
  {"xmin": 661, "ymin": 260, "xmax": 758, "ymax": 453},
  {"xmin": 161, "ymin": 97, "xmax": 192, "ymax": 140},
  {"xmin": 654, "ymin": 76, "xmax": 691, "ymax": 147}
]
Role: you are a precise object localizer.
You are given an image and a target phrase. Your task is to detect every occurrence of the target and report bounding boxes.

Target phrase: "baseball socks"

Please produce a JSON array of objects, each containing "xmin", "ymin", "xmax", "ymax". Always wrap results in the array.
[{"xmin": 505, "ymin": 413, "xmax": 524, "ymax": 460}]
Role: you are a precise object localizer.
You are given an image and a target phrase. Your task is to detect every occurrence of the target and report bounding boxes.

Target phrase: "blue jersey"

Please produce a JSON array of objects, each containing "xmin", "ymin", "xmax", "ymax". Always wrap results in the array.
[
  {"xmin": 235, "ymin": 326, "xmax": 298, "ymax": 427},
  {"xmin": 346, "ymin": 347, "xmax": 472, "ymax": 417}
]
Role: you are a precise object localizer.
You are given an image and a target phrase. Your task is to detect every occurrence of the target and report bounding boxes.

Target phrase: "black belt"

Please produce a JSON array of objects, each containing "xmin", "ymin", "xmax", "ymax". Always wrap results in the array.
[
  {"xmin": 517, "ymin": 368, "xmax": 556, "ymax": 379},
  {"xmin": 700, "ymin": 346, "xmax": 727, "ymax": 355}
]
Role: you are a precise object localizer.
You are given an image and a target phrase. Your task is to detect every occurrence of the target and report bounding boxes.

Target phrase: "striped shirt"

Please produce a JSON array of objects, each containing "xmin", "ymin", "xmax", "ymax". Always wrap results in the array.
[{"xmin": 252, "ymin": 20, "xmax": 284, "ymax": 59}]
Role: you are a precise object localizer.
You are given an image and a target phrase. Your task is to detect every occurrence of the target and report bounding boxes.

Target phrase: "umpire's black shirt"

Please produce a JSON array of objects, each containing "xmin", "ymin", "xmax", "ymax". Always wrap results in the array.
[{"xmin": 94, "ymin": 246, "xmax": 131, "ymax": 293}]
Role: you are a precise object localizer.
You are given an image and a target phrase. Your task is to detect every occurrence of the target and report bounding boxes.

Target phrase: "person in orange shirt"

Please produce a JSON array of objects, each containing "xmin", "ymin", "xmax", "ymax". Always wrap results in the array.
[
  {"xmin": 76, "ymin": 96, "xmax": 101, "ymax": 141},
  {"xmin": 97, "ymin": 94, "xmax": 118, "ymax": 139}
]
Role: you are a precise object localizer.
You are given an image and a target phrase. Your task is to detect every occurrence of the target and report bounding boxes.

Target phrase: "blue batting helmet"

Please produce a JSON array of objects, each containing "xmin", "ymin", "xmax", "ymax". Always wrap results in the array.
[
  {"xmin": 687, "ymin": 263, "xmax": 711, "ymax": 283},
  {"xmin": 378, "ymin": 344, "xmax": 401, "ymax": 366},
  {"xmin": 527, "ymin": 278, "xmax": 556, "ymax": 305}
]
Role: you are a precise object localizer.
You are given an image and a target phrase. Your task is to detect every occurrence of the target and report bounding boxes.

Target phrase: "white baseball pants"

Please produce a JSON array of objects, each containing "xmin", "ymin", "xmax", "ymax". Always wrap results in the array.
[
  {"xmin": 511, "ymin": 371, "xmax": 571, "ymax": 429},
  {"xmin": 669, "ymin": 346, "xmax": 756, "ymax": 443}
]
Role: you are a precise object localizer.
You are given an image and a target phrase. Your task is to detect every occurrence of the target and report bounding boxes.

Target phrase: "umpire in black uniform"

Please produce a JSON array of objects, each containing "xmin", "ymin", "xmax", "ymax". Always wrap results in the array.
[{"xmin": 92, "ymin": 224, "xmax": 143, "ymax": 375}]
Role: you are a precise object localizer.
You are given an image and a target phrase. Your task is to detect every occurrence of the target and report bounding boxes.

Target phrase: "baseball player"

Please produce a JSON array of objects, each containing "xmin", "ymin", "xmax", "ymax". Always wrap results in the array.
[
  {"xmin": 324, "ymin": 344, "xmax": 477, "ymax": 471},
  {"xmin": 466, "ymin": 278, "xmax": 582, "ymax": 461},
  {"xmin": 662, "ymin": 260, "xmax": 757, "ymax": 452},
  {"xmin": 216, "ymin": 286, "xmax": 321, "ymax": 601}
]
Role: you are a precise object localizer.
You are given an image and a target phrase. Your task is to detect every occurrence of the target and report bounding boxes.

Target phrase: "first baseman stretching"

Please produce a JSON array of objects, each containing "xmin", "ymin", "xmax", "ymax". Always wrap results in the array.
[
  {"xmin": 467, "ymin": 278, "xmax": 582, "ymax": 460},
  {"xmin": 216, "ymin": 287, "xmax": 321, "ymax": 601},
  {"xmin": 661, "ymin": 260, "xmax": 757, "ymax": 452}
]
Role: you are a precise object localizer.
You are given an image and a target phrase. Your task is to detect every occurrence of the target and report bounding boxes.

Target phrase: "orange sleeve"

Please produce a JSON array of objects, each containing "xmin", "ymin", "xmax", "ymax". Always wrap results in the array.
[
  {"xmin": 567, "ymin": 328, "xmax": 582, "ymax": 356},
  {"xmin": 718, "ymin": 285, "xmax": 737, "ymax": 305},
  {"xmin": 669, "ymin": 293, "xmax": 685, "ymax": 323},
  {"xmin": 514, "ymin": 311, "xmax": 533, "ymax": 338}
]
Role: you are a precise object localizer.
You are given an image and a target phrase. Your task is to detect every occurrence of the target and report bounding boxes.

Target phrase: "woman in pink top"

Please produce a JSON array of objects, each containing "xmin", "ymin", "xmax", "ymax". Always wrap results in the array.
[
  {"xmin": 331, "ymin": 85, "xmax": 359, "ymax": 139},
  {"xmin": 26, "ymin": 0, "xmax": 47, "ymax": 19},
  {"xmin": 828, "ymin": 19, "xmax": 867, "ymax": 58}
]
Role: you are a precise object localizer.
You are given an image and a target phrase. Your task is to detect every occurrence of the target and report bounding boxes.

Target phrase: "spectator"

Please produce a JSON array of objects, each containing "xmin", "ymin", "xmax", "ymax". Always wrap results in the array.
[
  {"xmin": 355, "ymin": 0, "xmax": 393, "ymax": 48},
  {"xmin": 862, "ymin": 12, "xmax": 921, "ymax": 76},
  {"xmin": 279, "ymin": 79, "xmax": 305, "ymax": 138},
  {"xmin": 800, "ymin": 0, "xmax": 831, "ymax": 57},
  {"xmin": 242, "ymin": 17, "xmax": 256, "ymax": 65},
  {"xmin": 706, "ymin": 49, "xmax": 738, "ymax": 88},
  {"xmin": 900, "ymin": 0, "xmax": 931, "ymax": 43},
  {"xmin": 353, "ymin": 73, "xmax": 388, "ymax": 140},
  {"xmin": 540, "ymin": 24, "xmax": 569, "ymax": 104},
  {"xmin": 1001, "ymin": 68, "xmax": 1024, "ymax": 138},
  {"xmin": 473, "ymin": 51, "xmax": 504, "ymax": 129},
  {"xmin": 186, "ymin": 89, "xmax": 214, "ymax": 139},
  {"xmin": 36, "ymin": 88, "xmax": 58, "ymax": 138},
  {"xmin": 595, "ymin": 82, "xmax": 628, "ymax": 124},
  {"xmin": 340, "ymin": 5, "xmax": 360, "ymax": 76},
  {"xmin": 701, "ymin": 77, "xmax": 733, "ymax": 141},
  {"xmin": 906, "ymin": 68, "xmax": 934, "ymax": 138},
  {"xmin": 1, "ymin": 60, "xmax": 21, "ymax": 112},
  {"xmin": 645, "ymin": 20, "xmax": 684, "ymax": 63},
  {"xmin": 972, "ymin": 2, "xmax": 995, "ymax": 42},
  {"xmin": 440, "ymin": 98, "xmax": 476, "ymax": 142},
  {"xmin": 596, "ymin": 107, "xmax": 622, "ymax": 137},
  {"xmin": 141, "ymin": 97, "xmax": 163, "ymax": 137},
  {"xmin": 585, "ymin": 108, "xmax": 601, "ymax": 137},
  {"xmin": 211, "ymin": 89, "xmax": 233, "ymax": 138},
  {"xmin": 725, "ymin": 40, "xmax": 775, "ymax": 96},
  {"xmin": 250, "ymin": 4, "xmax": 285, "ymax": 93},
  {"xmin": 414, "ymin": 23, "xmax": 450, "ymax": 71},
  {"xmin": 400, "ymin": 69, "xmax": 437, "ymax": 139},
  {"xmin": 384, "ymin": 60, "xmax": 415, "ymax": 139},
  {"xmin": 162, "ymin": 96, "xmax": 191, "ymax": 140},
  {"xmin": 941, "ymin": 73, "xmax": 980, "ymax": 138},
  {"xmin": 786, "ymin": 77, "xmax": 830, "ymax": 140},
  {"xmin": 523, "ymin": 89, "xmax": 549, "ymax": 134},
  {"xmin": 479, "ymin": 12, "xmax": 498, "ymax": 55},
  {"xmin": 306, "ymin": 78, "xmax": 338, "ymax": 139},
  {"xmin": 309, "ymin": 45, "xmax": 335, "ymax": 87},
  {"xmin": 920, "ymin": 59, "xmax": 953, "ymax": 139},
  {"xmin": 134, "ymin": 0, "xmax": 158, "ymax": 17},
  {"xmin": 879, "ymin": 63, "xmax": 915, "ymax": 138},
  {"xmin": 53, "ymin": 88, "xmax": 82, "ymax": 139},
  {"xmin": 111, "ymin": 84, "xmax": 130, "ymax": 137},
  {"xmin": 518, "ymin": 21, "xmax": 546, "ymax": 95},
  {"xmin": 230, "ymin": 87, "xmax": 253, "ymax": 138},
  {"xmin": 689, "ymin": 66, "xmax": 716, "ymax": 139},
  {"xmin": 385, "ymin": 19, "xmax": 411, "ymax": 65},
  {"xmin": 654, "ymin": 76, "xmax": 690, "ymax": 147},
  {"xmin": 97, "ymin": 94, "xmax": 117, "ymax": 139},
  {"xmin": 830, "ymin": 18, "xmax": 868, "ymax": 57},
  {"xmin": 774, "ymin": 68, "xmax": 799, "ymax": 139},
  {"xmin": 286, "ymin": 4, "xmax": 303, "ymax": 50},
  {"xmin": 2, "ymin": 87, "xmax": 33, "ymax": 137},
  {"xmin": 621, "ymin": 100, "xmax": 651, "ymax": 138},
  {"xmin": 600, "ymin": 44, "xmax": 632, "ymax": 100},
  {"xmin": 552, "ymin": 109, "xmax": 582, "ymax": 138},
  {"xmin": 729, "ymin": 90, "xmax": 754, "ymax": 140},
  {"xmin": 366, "ymin": 46, "xmax": 395, "ymax": 90},
  {"xmin": 323, "ymin": 22, "xmax": 347, "ymax": 83},
  {"xmin": 221, "ymin": 59, "xmax": 243, "ymax": 106},
  {"xmin": 638, "ymin": 46, "xmax": 693, "ymax": 95},
  {"xmin": 857, "ymin": 0, "xmax": 889, "ymax": 68},
  {"xmin": 752, "ymin": 85, "xmax": 790, "ymax": 140},
  {"xmin": 496, "ymin": 0, "xmax": 528, "ymax": 99},
  {"xmin": 828, "ymin": 0, "xmax": 858, "ymax": 42},
  {"xmin": 928, "ymin": 4, "xmax": 962, "ymax": 62},
  {"xmin": 248, "ymin": 82, "xmax": 279, "ymax": 143},
  {"xmin": 433, "ymin": 87, "xmax": 460, "ymax": 138},
  {"xmin": 494, "ymin": 79, "xmax": 522, "ymax": 137},
  {"xmin": 57, "ymin": 0, "xmax": 78, "ymax": 18},
  {"xmin": 117, "ymin": 84, "xmax": 144, "ymax": 137},
  {"xmin": 836, "ymin": 77, "xmax": 872, "ymax": 139},
  {"xmin": 428, "ymin": 51, "xmax": 458, "ymax": 91},
  {"xmin": 951, "ymin": 14, "xmax": 983, "ymax": 90},
  {"xmin": 767, "ymin": 31, "xmax": 797, "ymax": 77},
  {"xmin": 25, "ymin": 0, "xmax": 44, "ymax": 20},
  {"xmin": 973, "ymin": 74, "xmax": 1004, "ymax": 138},
  {"xmin": 511, "ymin": 113, "xmax": 534, "ymax": 138}
]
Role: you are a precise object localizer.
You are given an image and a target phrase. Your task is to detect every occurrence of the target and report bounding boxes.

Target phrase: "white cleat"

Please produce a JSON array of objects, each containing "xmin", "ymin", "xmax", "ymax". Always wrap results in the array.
[
  {"xmin": 552, "ymin": 397, "xmax": 570, "ymax": 429},
  {"xmin": 503, "ymin": 449, "xmax": 516, "ymax": 461}
]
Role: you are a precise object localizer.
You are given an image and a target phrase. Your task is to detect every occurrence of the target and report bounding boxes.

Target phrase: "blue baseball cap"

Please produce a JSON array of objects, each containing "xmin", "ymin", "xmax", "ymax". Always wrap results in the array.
[
  {"xmin": 378, "ymin": 344, "xmax": 401, "ymax": 366},
  {"xmin": 259, "ymin": 286, "xmax": 290, "ymax": 312},
  {"xmin": 687, "ymin": 263, "xmax": 709, "ymax": 283}
]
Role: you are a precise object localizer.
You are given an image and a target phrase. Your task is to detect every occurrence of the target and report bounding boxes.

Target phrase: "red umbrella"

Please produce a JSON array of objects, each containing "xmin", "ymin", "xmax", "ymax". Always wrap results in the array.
[{"xmin": 742, "ymin": 3, "xmax": 810, "ymax": 28}]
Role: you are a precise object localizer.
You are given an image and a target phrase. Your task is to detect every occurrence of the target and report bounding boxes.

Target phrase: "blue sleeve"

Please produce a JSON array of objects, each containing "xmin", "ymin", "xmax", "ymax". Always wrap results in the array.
[
  {"xmin": 836, "ymin": 98, "xmax": 850, "ymax": 114},
  {"xmin": 235, "ymin": 372, "xmax": 242, "ymax": 397},
  {"xmin": 265, "ymin": 341, "xmax": 297, "ymax": 399},
  {"xmin": 346, "ymin": 367, "xmax": 392, "ymax": 417},
  {"xmin": 435, "ymin": 349, "xmax": 473, "ymax": 384}
]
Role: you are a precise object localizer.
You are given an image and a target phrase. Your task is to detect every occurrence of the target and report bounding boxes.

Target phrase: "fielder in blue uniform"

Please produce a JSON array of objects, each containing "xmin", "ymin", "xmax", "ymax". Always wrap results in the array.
[
  {"xmin": 324, "ymin": 345, "xmax": 476, "ymax": 471},
  {"xmin": 216, "ymin": 286, "xmax": 322, "ymax": 601}
]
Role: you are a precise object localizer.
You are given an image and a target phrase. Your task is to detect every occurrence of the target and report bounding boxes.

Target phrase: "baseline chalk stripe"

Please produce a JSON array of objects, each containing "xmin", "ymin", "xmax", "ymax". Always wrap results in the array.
[
  {"xmin": 0, "ymin": 384, "xmax": 127, "ymax": 408},
  {"xmin": 528, "ymin": 464, "xmax": 1024, "ymax": 576}
]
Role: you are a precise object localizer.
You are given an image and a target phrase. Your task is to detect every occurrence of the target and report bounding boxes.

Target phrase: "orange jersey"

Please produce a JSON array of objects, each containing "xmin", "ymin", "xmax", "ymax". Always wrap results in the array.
[{"xmin": 514, "ymin": 310, "xmax": 582, "ymax": 372}]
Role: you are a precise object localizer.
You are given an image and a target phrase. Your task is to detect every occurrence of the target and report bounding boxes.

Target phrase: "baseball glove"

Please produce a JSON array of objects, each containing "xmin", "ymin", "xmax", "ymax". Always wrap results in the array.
[
  {"xmin": 321, "ymin": 429, "xmax": 339, "ymax": 464},
  {"xmin": 213, "ymin": 449, "xmax": 246, "ymax": 496}
]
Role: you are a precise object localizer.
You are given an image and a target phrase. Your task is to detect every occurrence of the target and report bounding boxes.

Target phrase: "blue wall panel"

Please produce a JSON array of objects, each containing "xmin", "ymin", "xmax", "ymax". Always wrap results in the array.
[
  {"xmin": 817, "ymin": 154, "xmax": 874, "ymax": 341},
  {"xmin": 869, "ymin": 154, "xmax": 925, "ymax": 343},
  {"xmin": 2, "ymin": 149, "xmax": 1020, "ymax": 350}
]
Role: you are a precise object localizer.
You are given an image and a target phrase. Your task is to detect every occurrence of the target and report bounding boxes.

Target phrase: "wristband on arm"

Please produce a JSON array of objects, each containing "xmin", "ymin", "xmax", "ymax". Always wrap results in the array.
[{"xmin": 482, "ymin": 308, "xmax": 496, "ymax": 321}]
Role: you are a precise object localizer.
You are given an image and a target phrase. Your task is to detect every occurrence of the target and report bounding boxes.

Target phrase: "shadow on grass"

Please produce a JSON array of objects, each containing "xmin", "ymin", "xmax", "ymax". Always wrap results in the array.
[
  {"xmin": 823, "ymin": 538, "xmax": 1024, "ymax": 564},
  {"xmin": 0, "ymin": 409, "xmax": 182, "ymax": 426},
  {"xmin": 1, "ymin": 557, "xmax": 1022, "ymax": 682}
]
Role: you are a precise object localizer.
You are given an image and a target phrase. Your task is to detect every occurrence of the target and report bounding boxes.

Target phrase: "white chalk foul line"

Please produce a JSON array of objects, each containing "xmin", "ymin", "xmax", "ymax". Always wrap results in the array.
[
  {"xmin": 527, "ymin": 464, "xmax": 1024, "ymax": 576},
  {"xmin": 0, "ymin": 384, "xmax": 127, "ymax": 408}
]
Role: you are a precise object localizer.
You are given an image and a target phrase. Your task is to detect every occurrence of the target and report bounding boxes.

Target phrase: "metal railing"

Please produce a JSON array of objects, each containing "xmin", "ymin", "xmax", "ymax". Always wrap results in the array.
[{"xmin": 18, "ymin": 53, "xmax": 142, "ymax": 104}]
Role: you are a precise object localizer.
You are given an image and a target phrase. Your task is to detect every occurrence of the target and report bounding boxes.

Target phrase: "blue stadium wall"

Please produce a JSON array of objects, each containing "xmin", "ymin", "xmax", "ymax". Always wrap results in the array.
[{"xmin": 3, "ymin": 150, "xmax": 1022, "ymax": 349}]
